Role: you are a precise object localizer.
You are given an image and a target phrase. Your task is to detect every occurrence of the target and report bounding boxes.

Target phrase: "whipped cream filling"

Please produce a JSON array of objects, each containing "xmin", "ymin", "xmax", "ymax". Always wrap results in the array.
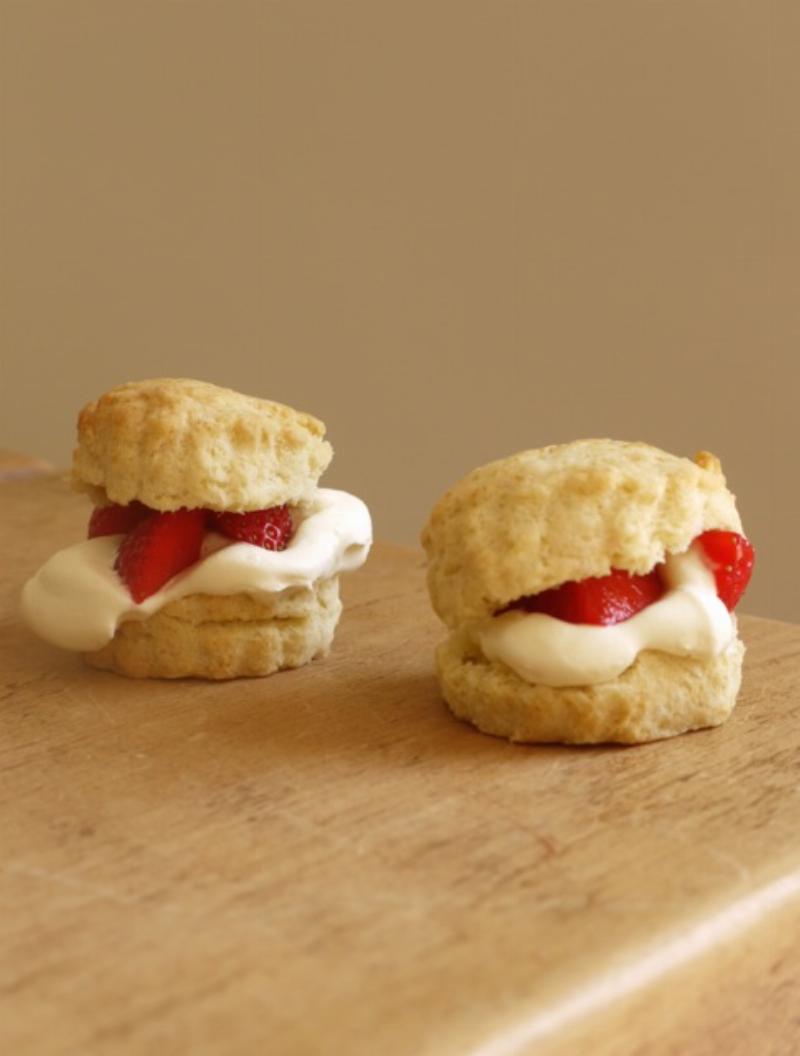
[
  {"xmin": 21, "ymin": 488, "xmax": 372, "ymax": 652},
  {"xmin": 479, "ymin": 545, "xmax": 735, "ymax": 688}
]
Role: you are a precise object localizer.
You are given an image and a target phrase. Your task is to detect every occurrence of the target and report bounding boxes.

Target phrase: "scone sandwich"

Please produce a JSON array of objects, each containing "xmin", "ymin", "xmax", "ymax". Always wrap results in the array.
[
  {"xmin": 22, "ymin": 379, "xmax": 372, "ymax": 679},
  {"xmin": 421, "ymin": 440, "xmax": 754, "ymax": 744}
]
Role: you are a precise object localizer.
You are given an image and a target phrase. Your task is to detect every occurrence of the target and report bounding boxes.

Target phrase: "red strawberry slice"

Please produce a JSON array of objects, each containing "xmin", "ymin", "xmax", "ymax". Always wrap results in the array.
[
  {"xmin": 501, "ymin": 567, "xmax": 664, "ymax": 626},
  {"xmin": 114, "ymin": 508, "xmax": 206, "ymax": 603},
  {"xmin": 212, "ymin": 506, "xmax": 294, "ymax": 551},
  {"xmin": 696, "ymin": 530, "xmax": 755, "ymax": 611},
  {"xmin": 88, "ymin": 501, "xmax": 152, "ymax": 539}
]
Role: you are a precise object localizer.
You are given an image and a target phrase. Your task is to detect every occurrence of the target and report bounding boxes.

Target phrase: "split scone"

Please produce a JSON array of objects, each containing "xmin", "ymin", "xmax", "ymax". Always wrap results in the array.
[
  {"xmin": 22, "ymin": 378, "xmax": 372, "ymax": 678},
  {"xmin": 421, "ymin": 440, "xmax": 755, "ymax": 744}
]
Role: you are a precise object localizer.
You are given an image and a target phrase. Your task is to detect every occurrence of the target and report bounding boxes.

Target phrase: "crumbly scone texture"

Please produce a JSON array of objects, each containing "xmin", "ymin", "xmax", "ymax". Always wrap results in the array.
[
  {"xmin": 436, "ymin": 631, "xmax": 744, "ymax": 745},
  {"xmin": 72, "ymin": 378, "xmax": 333, "ymax": 512},
  {"xmin": 422, "ymin": 440, "xmax": 742, "ymax": 628},
  {"xmin": 85, "ymin": 577, "xmax": 341, "ymax": 679}
]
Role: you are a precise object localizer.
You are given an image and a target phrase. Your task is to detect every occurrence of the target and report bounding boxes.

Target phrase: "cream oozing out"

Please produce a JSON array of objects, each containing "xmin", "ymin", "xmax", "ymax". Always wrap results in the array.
[
  {"xmin": 21, "ymin": 488, "xmax": 372, "ymax": 652},
  {"xmin": 479, "ymin": 544, "xmax": 735, "ymax": 688}
]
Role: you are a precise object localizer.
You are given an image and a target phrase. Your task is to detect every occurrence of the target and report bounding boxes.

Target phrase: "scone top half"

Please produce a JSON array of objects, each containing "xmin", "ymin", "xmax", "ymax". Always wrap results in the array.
[
  {"xmin": 72, "ymin": 378, "xmax": 332, "ymax": 511},
  {"xmin": 421, "ymin": 439, "xmax": 742, "ymax": 629}
]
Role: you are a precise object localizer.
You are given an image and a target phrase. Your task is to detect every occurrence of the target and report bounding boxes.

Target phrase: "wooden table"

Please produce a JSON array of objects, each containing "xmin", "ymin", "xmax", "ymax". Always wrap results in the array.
[
  {"xmin": 2, "ymin": 474, "xmax": 799, "ymax": 1056},
  {"xmin": 0, "ymin": 449, "xmax": 53, "ymax": 481}
]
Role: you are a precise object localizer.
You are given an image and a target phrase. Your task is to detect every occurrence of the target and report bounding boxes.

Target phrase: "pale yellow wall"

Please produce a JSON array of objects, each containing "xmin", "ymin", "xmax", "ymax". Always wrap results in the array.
[{"xmin": 1, "ymin": 1, "xmax": 797, "ymax": 621}]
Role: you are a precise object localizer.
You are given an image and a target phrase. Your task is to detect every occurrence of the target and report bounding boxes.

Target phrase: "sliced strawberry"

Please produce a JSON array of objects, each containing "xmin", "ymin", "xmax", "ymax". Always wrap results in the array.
[
  {"xmin": 88, "ymin": 501, "xmax": 152, "ymax": 539},
  {"xmin": 114, "ymin": 508, "xmax": 206, "ymax": 603},
  {"xmin": 696, "ymin": 530, "xmax": 755, "ymax": 611},
  {"xmin": 212, "ymin": 506, "xmax": 294, "ymax": 551},
  {"xmin": 501, "ymin": 567, "xmax": 664, "ymax": 626}
]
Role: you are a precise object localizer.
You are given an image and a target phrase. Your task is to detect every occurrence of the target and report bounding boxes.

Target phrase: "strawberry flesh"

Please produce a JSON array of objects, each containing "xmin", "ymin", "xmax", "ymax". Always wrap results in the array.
[
  {"xmin": 114, "ymin": 508, "xmax": 206, "ymax": 603},
  {"xmin": 212, "ymin": 506, "xmax": 294, "ymax": 551},
  {"xmin": 696, "ymin": 530, "xmax": 755, "ymax": 611},
  {"xmin": 501, "ymin": 567, "xmax": 664, "ymax": 625},
  {"xmin": 497, "ymin": 528, "xmax": 755, "ymax": 624},
  {"xmin": 88, "ymin": 501, "xmax": 152, "ymax": 539}
]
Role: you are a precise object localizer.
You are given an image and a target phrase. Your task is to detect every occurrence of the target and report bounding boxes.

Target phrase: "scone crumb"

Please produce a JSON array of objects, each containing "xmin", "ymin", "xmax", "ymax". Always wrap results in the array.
[{"xmin": 694, "ymin": 450, "xmax": 723, "ymax": 477}]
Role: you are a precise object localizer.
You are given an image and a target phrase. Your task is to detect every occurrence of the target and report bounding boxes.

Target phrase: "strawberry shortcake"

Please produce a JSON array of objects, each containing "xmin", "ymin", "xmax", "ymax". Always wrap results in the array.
[
  {"xmin": 22, "ymin": 379, "xmax": 372, "ymax": 679},
  {"xmin": 421, "ymin": 440, "xmax": 754, "ymax": 744}
]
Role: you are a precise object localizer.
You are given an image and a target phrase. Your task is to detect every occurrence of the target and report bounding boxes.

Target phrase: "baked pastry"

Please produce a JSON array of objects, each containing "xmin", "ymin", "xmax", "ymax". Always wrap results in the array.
[
  {"xmin": 421, "ymin": 440, "xmax": 754, "ymax": 744},
  {"xmin": 22, "ymin": 379, "xmax": 372, "ymax": 678}
]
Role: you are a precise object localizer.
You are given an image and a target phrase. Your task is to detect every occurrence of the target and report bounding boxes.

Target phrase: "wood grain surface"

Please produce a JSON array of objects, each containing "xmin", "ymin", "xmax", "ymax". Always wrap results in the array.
[{"xmin": 2, "ymin": 475, "xmax": 799, "ymax": 1056}]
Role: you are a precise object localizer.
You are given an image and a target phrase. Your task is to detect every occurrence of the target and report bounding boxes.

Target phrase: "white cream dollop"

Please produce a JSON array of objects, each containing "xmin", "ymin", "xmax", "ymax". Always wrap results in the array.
[
  {"xmin": 21, "ymin": 488, "xmax": 372, "ymax": 652},
  {"xmin": 479, "ymin": 545, "xmax": 734, "ymax": 687}
]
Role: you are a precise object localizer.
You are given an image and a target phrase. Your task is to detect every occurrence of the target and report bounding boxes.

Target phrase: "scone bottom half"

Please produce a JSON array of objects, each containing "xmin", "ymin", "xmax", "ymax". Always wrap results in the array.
[
  {"xmin": 86, "ymin": 579, "xmax": 344, "ymax": 681},
  {"xmin": 21, "ymin": 379, "xmax": 373, "ymax": 680},
  {"xmin": 421, "ymin": 440, "xmax": 754, "ymax": 745}
]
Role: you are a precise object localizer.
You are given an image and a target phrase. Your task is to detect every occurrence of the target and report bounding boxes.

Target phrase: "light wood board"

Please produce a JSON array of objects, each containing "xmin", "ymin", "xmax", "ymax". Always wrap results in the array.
[{"xmin": 2, "ymin": 475, "xmax": 799, "ymax": 1055}]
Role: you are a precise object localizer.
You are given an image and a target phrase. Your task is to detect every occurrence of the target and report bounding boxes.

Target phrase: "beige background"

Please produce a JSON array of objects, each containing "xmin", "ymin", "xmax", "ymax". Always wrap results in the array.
[{"xmin": 1, "ymin": 1, "xmax": 797, "ymax": 621}]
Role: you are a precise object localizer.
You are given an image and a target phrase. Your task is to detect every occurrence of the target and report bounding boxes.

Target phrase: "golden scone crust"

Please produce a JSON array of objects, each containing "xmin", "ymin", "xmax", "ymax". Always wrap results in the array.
[
  {"xmin": 85, "ymin": 577, "xmax": 341, "ymax": 679},
  {"xmin": 72, "ymin": 378, "xmax": 332, "ymax": 511},
  {"xmin": 422, "ymin": 440, "xmax": 741, "ymax": 628},
  {"xmin": 437, "ymin": 631, "xmax": 744, "ymax": 745}
]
